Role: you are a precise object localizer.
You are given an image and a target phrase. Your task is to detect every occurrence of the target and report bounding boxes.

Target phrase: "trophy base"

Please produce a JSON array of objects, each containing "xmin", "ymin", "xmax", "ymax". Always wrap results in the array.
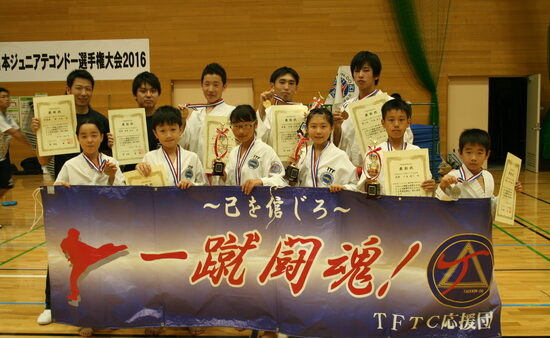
[
  {"xmin": 365, "ymin": 182, "xmax": 381, "ymax": 198},
  {"xmin": 212, "ymin": 161, "xmax": 226, "ymax": 176},
  {"xmin": 285, "ymin": 165, "xmax": 299, "ymax": 183}
]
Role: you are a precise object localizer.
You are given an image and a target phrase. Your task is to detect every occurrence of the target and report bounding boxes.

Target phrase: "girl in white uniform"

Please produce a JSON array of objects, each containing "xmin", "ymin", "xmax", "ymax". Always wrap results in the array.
[
  {"xmin": 53, "ymin": 117, "xmax": 124, "ymax": 336},
  {"xmin": 56, "ymin": 118, "xmax": 124, "ymax": 186},
  {"xmin": 137, "ymin": 106, "xmax": 206, "ymax": 188},
  {"xmin": 295, "ymin": 107, "xmax": 358, "ymax": 192},
  {"xmin": 223, "ymin": 104, "xmax": 287, "ymax": 195}
]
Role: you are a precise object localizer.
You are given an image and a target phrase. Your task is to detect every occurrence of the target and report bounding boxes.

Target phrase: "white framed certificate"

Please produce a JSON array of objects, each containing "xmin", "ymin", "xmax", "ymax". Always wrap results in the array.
[
  {"xmin": 123, "ymin": 165, "xmax": 167, "ymax": 187},
  {"xmin": 271, "ymin": 105, "xmax": 308, "ymax": 160},
  {"xmin": 383, "ymin": 148, "xmax": 431, "ymax": 197},
  {"xmin": 495, "ymin": 153, "xmax": 521, "ymax": 225},
  {"xmin": 348, "ymin": 94, "xmax": 391, "ymax": 155},
  {"xmin": 108, "ymin": 108, "xmax": 149, "ymax": 165},
  {"xmin": 34, "ymin": 95, "xmax": 79, "ymax": 156},
  {"xmin": 202, "ymin": 115, "xmax": 236, "ymax": 174}
]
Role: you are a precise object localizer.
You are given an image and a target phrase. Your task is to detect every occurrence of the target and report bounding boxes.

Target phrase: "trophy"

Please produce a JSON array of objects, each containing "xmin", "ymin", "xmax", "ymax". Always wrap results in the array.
[
  {"xmin": 364, "ymin": 139, "xmax": 382, "ymax": 198},
  {"xmin": 212, "ymin": 124, "xmax": 229, "ymax": 176},
  {"xmin": 285, "ymin": 123, "xmax": 308, "ymax": 183}
]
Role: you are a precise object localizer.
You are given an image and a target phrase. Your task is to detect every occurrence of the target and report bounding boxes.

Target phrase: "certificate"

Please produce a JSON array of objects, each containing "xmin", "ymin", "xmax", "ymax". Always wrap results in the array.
[
  {"xmin": 108, "ymin": 108, "xmax": 149, "ymax": 165},
  {"xmin": 123, "ymin": 165, "xmax": 167, "ymax": 187},
  {"xmin": 495, "ymin": 153, "xmax": 521, "ymax": 225},
  {"xmin": 34, "ymin": 95, "xmax": 79, "ymax": 156},
  {"xmin": 348, "ymin": 94, "xmax": 391, "ymax": 155},
  {"xmin": 271, "ymin": 105, "xmax": 308, "ymax": 159},
  {"xmin": 202, "ymin": 115, "xmax": 236, "ymax": 174},
  {"xmin": 383, "ymin": 148, "xmax": 431, "ymax": 197}
]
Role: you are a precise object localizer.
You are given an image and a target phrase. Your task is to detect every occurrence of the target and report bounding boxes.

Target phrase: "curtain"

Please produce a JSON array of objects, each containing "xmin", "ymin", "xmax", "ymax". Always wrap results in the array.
[{"xmin": 390, "ymin": 0, "xmax": 451, "ymax": 125}]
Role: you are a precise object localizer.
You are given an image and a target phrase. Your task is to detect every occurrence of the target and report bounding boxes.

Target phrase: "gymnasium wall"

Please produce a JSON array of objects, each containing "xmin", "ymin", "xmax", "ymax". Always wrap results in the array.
[{"xmin": 2, "ymin": 0, "xmax": 548, "ymax": 167}]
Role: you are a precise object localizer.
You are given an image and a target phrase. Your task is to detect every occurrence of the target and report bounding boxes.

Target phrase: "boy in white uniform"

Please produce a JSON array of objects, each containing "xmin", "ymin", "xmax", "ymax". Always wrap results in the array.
[
  {"xmin": 0, "ymin": 87, "xmax": 34, "ymax": 196},
  {"xmin": 180, "ymin": 63, "xmax": 235, "ymax": 163},
  {"xmin": 435, "ymin": 128, "xmax": 522, "ymax": 216},
  {"xmin": 137, "ymin": 106, "xmax": 206, "ymax": 188},
  {"xmin": 223, "ymin": 105, "xmax": 287, "ymax": 195},
  {"xmin": 333, "ymin": 51, "xmax": 413, "ymax": 167},
  {"xmin": 256, "ymin": 66, "xmax": 303, "ymax": 145},
  {"xmin": 357, "ymin": 99, "xmax": 435, "ymax": 195}
]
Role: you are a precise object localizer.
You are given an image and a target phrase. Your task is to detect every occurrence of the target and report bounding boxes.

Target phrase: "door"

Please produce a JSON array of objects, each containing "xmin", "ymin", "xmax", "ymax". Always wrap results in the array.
[{"xmin": 525, "ymin": 74, "xmax": 541, "ymax": 172}]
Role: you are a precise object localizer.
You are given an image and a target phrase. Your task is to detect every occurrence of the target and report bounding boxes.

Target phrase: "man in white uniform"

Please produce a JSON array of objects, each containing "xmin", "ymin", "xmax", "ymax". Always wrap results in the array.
[{"xmin": 333, "ymin": 51, "xmax": 413, "ymax": 167}]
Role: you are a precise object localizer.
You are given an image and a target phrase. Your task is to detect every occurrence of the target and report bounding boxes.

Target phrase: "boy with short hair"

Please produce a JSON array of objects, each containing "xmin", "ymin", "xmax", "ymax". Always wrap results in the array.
[
  {"xmin": 180, "ymin": 63, "xmax": 235, "ymax": 162},
  {"xmin": 256, "ymin": 66, "xmax": 302, "ymax": 145},
  {"xmin": 333, "ymin": 51, "xmax": 413, "ymax": 167},
  {"xmin": 357, "ymin": 98, "xmax": 435, "ymax": 195},
  {"xmin": 436, "ymin": 129, "xmax": 522, "ymax": 214},
  {"xmin": 137, "ymin": 105, "xmax": 206, "ymax": 189},
  {"xmin": 0, "ymin": 87, "xmax": 33, "ymax": 195}
]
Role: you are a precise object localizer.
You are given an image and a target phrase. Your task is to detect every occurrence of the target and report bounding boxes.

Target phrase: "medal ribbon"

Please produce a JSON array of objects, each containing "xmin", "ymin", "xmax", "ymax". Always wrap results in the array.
[
  {"xmin": 358, "ymin": 89, "xmax": 379, "ymax": 100},
  {"xmin": 386, "ymin": 141, "xmax": 407, "ymax": 151},
  {"xmin": 310, "ymin": 141, "xmax": 331, "ymax": 187},
  {"xmin": 342, "ymin": 89, "xmax": 379, "ymax": 110},
  {"xmin": 235, "ymin": 139, "xmax": 256, "ymax": 185},
  {"xmin": 82, "ymin": 153, "xmax": 106, "ymax": 172},
  {"xmin": 457, "ymin": 165, "xmax": 483, "ymax": 183},
  {"xmin": 363, "ymin": 146, "xmax": 382, "ymax": 180},
  {"xmin": 162, "ymin": 146, "xmax": 181, "ymax": 186},
  {"xmin": 185, "ymin": 98, "xmax": 224, "ymax": 111},
  {"xmin": 273, "ymin": 94, "xmax": 299, "ymax": 105},
  {"xmin": 214, "ymin": 127, "xmax": 230, "ymax": 160}
]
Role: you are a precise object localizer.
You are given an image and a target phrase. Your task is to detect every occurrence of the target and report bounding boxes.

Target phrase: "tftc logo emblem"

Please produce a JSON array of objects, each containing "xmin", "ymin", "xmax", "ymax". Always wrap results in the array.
[{"xmin": 427, "ymin": 234, "xmax": 493, "ymax": 308}]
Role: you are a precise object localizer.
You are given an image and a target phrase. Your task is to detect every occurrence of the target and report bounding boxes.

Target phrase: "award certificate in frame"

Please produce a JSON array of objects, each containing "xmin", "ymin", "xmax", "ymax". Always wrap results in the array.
[
  {"xmin": 383, "ymin": 148, "xmax": 431, "ymax": 197},
  {"xmin": 34, "ymin": 95, "xmax": 79, "ymax": 156},
  {"xmin": 109, "ymin": 108, "xmax": 149, "ymax": 165}
]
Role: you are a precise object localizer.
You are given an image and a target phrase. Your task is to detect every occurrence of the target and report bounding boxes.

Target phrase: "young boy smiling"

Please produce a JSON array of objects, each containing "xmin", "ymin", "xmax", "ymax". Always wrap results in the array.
[
  {"xmin": 436, "ymin": 129, "xmax": 522, "ymax": 214},
  {"xmin": 357, "ymin": 99, "xmax": 435, "ymax": 195},
  {"xmin": 137, "ymin": 106, "xmax": 206, "ymax": 189}
]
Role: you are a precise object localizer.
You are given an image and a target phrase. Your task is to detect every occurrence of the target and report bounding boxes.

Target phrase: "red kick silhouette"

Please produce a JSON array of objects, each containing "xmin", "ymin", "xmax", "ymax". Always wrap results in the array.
[{"xmin": 60, "ymin": 228, "xmax": 128, "ymax": 301}]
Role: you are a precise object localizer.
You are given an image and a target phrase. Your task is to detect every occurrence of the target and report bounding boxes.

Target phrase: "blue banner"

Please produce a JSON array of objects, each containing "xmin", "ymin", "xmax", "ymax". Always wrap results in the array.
[{"xmin": 43, "ymin": 186, "xmax": 501, "ymax": 337}]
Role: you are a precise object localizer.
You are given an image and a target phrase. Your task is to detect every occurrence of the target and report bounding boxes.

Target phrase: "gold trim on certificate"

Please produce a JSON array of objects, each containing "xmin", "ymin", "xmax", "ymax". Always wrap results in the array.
[
  {"xmin": 271, "ymin": 105, "xmax": 308, "ymax": 159},
  {"xmin": 108, "ymin": 108, "xmax": 149, "ymax": 165},
  {"xmin": 33, "ymin": 95, "xmax": 79, "ymax": 156},
  {"xmin": 495, "ymin": 152, "xmax": 521, "ymax": 225},
  {"xmin": 202, "ymin": 115, "xmax": 236, "ymax": 174},
  {"xmin": 348, "ymin": 94, "xmax": 391, "ymax": 155},
  {"xmin": 383, "ymin": 148, "xmax": 431, "ymax": 197},
  {"xmin": 123, "ymin": 165, "xmax": 167, "ymax": 186}
]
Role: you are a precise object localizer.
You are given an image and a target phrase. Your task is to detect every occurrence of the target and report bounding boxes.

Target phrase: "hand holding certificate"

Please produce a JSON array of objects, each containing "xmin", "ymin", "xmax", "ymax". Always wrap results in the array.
[
  {"xmin": 348, "ymin": 94, "xmax": 391, "ymax": 155},
  {"xmin": 124, "ymin": 164, "xmax": 167, "ymax": 187},
  {"xmin": 271, "ymin": 105, "xmax": 308, "ymax": 159},
  {"xmin": 495, "ymin": 153, "xmax": 521, "ymax": 225},
  {"xmin": 383, "ymin": 148, "xmax": 431, "ymax": 197},
  {"xmin": 108, "ymin": 108, "xmax": 149, "ymax": 165},
  {"xmin": 33, "ymin": 95, "xmax": 79, "ymax": 156}
]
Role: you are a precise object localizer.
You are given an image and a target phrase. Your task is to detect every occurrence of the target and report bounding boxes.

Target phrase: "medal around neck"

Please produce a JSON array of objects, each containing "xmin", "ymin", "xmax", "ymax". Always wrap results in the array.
[
  {"xmin": 365, "ymin": 139, "xmax": 382, "ymax": 198},
  {"xmin": 212, "ymin": 125, "xmax": 229, "ymax": 176}
]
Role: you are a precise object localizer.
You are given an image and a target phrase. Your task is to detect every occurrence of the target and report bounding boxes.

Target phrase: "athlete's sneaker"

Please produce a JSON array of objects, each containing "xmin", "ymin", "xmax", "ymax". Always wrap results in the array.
[{"xmin": 37, "ymin": 309, "xmax": 52, "ymax": 325}]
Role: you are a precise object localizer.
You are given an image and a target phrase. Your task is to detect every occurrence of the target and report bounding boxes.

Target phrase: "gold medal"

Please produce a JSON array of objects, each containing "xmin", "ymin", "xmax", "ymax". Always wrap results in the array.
[
  {"xmin": 262, "ymin": 100, "xmax": 272, "ymax": 108},
  {"xmin": 341, "ymin": 111, "xmax": 349, "ymax": 120}
]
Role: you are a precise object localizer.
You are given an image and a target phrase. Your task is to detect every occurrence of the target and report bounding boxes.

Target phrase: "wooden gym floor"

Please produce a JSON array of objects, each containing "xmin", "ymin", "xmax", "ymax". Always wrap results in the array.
[{"xmin": 0, "ymin": 170, "xmax": 548, "ymax": 337}]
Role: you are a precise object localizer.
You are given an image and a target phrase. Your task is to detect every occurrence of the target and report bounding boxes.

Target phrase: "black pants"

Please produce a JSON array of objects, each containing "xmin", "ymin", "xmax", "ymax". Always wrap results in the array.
[{"xmin": 45, "ymin": 269, "xmax": 50, "ymax": 309}]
